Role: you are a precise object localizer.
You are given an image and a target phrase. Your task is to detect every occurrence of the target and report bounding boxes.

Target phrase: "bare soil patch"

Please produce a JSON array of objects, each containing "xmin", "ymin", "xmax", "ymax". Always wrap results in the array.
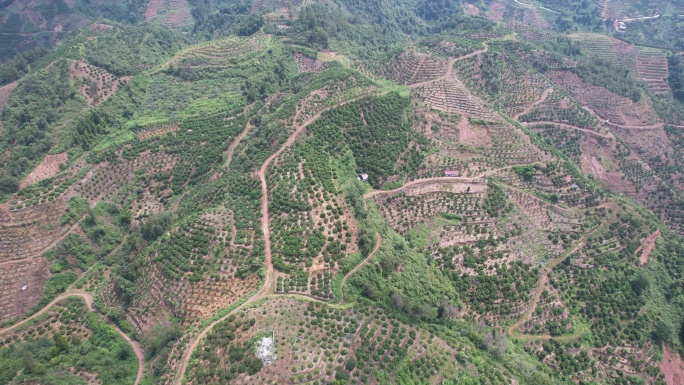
[
  {"xmin": 660, "ymin": 345, "xmax": 684, "ymax": 385},
  {"xmin": 146, "ymin": 0, "xmax": 192, "ymax": 26},
  {"xmin": 546, "ymin": 70, "xmax": 655, "ymax": 127},
  {"xmin": 71, "ymin": 60, "xmax": 129, "ymax": 106},
  {"xmin": 145, "ymin": 0, "xmax": 165, "ymax": 19},
  {"xmin": 636, "ymin": 230, "xmax": 661, "ymax": 266},
  {"xmin": 0, "ymin": 81, "xmax": 17, "ymax": 132},
  {"xmin": 488, "ymin": 2, "xmax": 506, "ymax": 22},
  {"xmin": 164, "ymin": 0, "xmax": 192, "ymax": 26},
  {"xmin": 294, "ymin": 52, "xmax": 324, "ymax": 74},
  {"xmin": 580, "ymin": 135, "xmax": 633, "ymax": 195},
  {"xmin": 19, "ymin": 153, "xmax": 68, "ymax": 189},
  {"xmin": 137, "ymin": 124, "xmax": 179, "ymax": 140},
  {"xmin": 459, "ymin": 115, "xmax": 492, "ymax": 147},
  {"xmin": 0, "ymin": 257, "xmax": 50, "ymax": 323}
]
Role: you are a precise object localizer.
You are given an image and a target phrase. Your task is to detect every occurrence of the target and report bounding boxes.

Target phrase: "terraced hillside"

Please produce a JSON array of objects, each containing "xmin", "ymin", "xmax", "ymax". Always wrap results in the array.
[{"xmin": 0, "ymin": 1, "xmax": 682, "ymax": 385}]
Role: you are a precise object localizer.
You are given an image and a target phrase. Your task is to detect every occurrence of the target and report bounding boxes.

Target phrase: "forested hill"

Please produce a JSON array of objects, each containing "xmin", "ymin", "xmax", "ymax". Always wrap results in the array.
[{"xmin": 0, "ymin": 1, "xmax": 683, "ymax": 385}]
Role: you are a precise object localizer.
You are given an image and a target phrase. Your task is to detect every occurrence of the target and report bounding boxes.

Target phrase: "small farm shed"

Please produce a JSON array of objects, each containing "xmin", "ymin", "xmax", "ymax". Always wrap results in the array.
[
  {"xmin": 358, "ymin": 173, "xmax": 369, "ymax": 182},
  {"xmin": 444, "ymin": 170, "xmax": 459, "ymax": 177}
]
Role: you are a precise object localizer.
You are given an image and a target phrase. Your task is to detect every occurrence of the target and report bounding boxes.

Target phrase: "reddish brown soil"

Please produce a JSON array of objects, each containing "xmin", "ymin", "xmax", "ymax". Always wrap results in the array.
[
  {"xmin": 70, "ymin": 60, "xmax": 128, "ymax": 106},
  {"xmin": 636, "ymin": 230, "xmax": 661, "ymax": 266},
  {"xmin": 146, "ymin": 0, "xmax": 192, "ymax": 26},
  {"xmin": 489, "ymin": 2, "xmax": 506, "ymax": 22},
  {"xmin": 579, "ymin": 135, "xmax": 634, "ymax": 195},
  {"xmin": 0, "ymin": 81, "xmax": 17, "ymax": 132},
  {"xmin": 546, "ymin": 70, "xmax": 655, "ymax": 127},
  {"xmin": 164, "ymin": 0, "xmax": 192, "ymax": 26},
  {"xmin": 661, "ymin": 345, "xmax": 684, "ymax": 385},
  {"xmin": 459, "ymin": 115, "xmax": 492, "ymax": 148},
  {"xmin": 145, "ymin": 0, "xmax": 165, "ymax": 19},
  {"xmin": 19, "ymin": 153, "xmax": 68, "ymax": 189},
  {"xmin": 0, "ymin": 257, "xmax": 50, "ymax": 324}
]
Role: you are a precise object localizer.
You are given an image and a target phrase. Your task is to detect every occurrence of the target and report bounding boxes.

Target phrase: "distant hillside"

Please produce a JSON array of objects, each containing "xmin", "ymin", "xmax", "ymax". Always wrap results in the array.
[{"xmin": 0, "ymin": 2, "xmax": 683, "ymax": 385}]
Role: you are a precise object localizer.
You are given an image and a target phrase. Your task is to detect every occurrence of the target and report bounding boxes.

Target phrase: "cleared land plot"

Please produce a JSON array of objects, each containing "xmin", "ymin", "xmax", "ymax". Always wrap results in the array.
[{"xmin": 19, "ymin": 153, "xmax": 68, "ymax": 189}]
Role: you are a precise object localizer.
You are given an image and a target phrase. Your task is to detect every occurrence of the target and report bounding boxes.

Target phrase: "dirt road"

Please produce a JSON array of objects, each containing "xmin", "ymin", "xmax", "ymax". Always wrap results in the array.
[
  {"xmin": 340, "ymin": 232, "xmax": 382, "ymax": 302},
  {"xmin": 173, "ymin": 90, "xmax": 375, "ymax": 385},
  {"xmin": 364, "ymin": 176, "xmax": 486, "ymax": 200},
  {"xmin": 513, "ymin": 87, "xmax": 553, "ymax": 121},
  {"xmin": 523, "ymin": 121, "xmax": 615, "ymax": 139},
  {"xmin": 408, "ymin": 44, "xmax": 490, "ymax": 90},
  {"xmin": 506, "ymin": 219, "xmax": 607, "ymax": 341}
]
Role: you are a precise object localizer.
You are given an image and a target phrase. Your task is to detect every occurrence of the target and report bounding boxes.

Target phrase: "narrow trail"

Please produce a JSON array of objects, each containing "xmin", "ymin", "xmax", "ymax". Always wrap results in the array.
[
  {"xmin": 0, "ymin": 217, "xmax": 85, "ymax": 268},
  {"xmin": 364, "ymin": 176, "xmax": 485, "ymax": 200},
  {"xmin": 224, "ymin": 120, "xmax": 253, "ymax": 169},
  {"xmin": 513, "ymin": 0, "xmax": 559, "ymax": 14},
  {"xmin": 578, "ymin": 105, "xmax": 664, "ymax": 131},
  {"xmin": 224, "ymin": 103, "xmax": 258, "ymax": 169},
  {"xmin": 0, "ymin": 292, "xmax": 145, "ymax": 385},
  {"xmin": 506, "ymin": 240, "xmax": 584, "ymax": 340},
  {"xmin": 173, "ymin": 92, "xmax": 374, "ymax": 385},
  {"xmin": 171, "ymin": 191, "xmax": 188, "ymax": 212},
  {"xmin": 363, "ymin": 164, "xmax": 543, "ymax": 201},
  {"xmin": 601, "ymin": 0, "xmax": 608, "ymax": 19},
  {"xmin": 636, "ymin": 229, "xmax": 661, "ymax": 266},
  {"xmin": 340, "ymin": 232, "xmax": 382, "ymax": 303},
  {"xmin": 408, "ymin": 43, "xmax": 489, "ymax": 90},
  {"xmin": 620, "ymin": 15, "xmax": 660, "ymax": 22},
  {"xmin": 506, "ymin": 221, "xmax": 606, "ymax": 342},
  {"xmin": 523, "ymin": 121, "xmax": 615, "ymax": 139},
  {"xmin": 513, "ymin": 87, "xmax": 553, "ymax": 121},
  {"xmin": 606, "ymin": 121, "xmax": 664, "ymax": 130},
  {"xmin": 263, "ymin": 293, "xmax": 352, "ymax": 309}
]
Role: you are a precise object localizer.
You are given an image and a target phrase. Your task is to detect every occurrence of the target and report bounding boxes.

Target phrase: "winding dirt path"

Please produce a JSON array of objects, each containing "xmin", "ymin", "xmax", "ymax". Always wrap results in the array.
[
  {"xmin": 522, "ymin": 121, "xmax": 615, "ymax": 139},
  {"xmin": 0, "ymin": 292, "xmax": 144, "ymax": 385},
  {"xmin": 363, "ymin": 164, "xmax": 543, "ymax": 202},
  {"xmin": 620, "ymin": 15, "xmax": 660, "ymax": 22},
  {"xmin": 636, "ymin": 230, "xmax": 661, "ymax": 266},
  {"xmin": 224, "ymin": 120, "xmax": 253, "ymax": 169},
  {"xmin": 506, "ymin": 220, "xmax": 606, "ymax": 341},
  {"xmin": 224, "ymin": 103, "xmax": 258, "ymax": 169},
  {"xmin": 506, "ymin": 241, "xmax": 584, "ymax": 340},
  {"xmin": 513, "ymin": 0, "xmax": 559, "ymax": 14},
  {"xmin": 606, "ymin": 121, "xmax": 664, "ymax": 130},
  {"xmin": 173, "ymin": 91, "xmax": 374, "ymax": 385},
  {"xmin": 171, "ymin": 191, "xmax": 188, "ymax": 212},
  {"xmin": 339, "ymin": 232, "xmax": 382, "ymax": 302},
  {"xmin": 364, "ymin": 176, "xmax": 485, "ymax": 200},
  {"xmin": 408, "ymin": 43, "xmax": 489, "ymax": 89},
  {"xmin": 513, "ymin": 87, "xmax": 553, "ymax": 121}
]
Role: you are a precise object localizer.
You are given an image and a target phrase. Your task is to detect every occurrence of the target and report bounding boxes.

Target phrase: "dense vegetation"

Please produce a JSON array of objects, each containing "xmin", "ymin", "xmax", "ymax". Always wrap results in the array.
[
  {"xmin": 0, "ymin": 60, "xmax": 83, "ymax": 180},
  {"xmin": 0, "ymin": 298, "xmax": 138, "ymax": 385},
  {"xmin": 0, "ymin": 0, "xmax": 151, "ymax": 64},
  {"xmin": 572, "ymin": 59, "xmax": 644, "ymax": 102},
  {"xmin": 83, "ymin": 24, "xmax": 188, "ymax": 77},
  {"xmin": 669, "ymin": 55, "xmax": 684, "ymax": 102},
  {"xmin": 0, "ymin": 1, "xmax": 684, "ymax": 385}
]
